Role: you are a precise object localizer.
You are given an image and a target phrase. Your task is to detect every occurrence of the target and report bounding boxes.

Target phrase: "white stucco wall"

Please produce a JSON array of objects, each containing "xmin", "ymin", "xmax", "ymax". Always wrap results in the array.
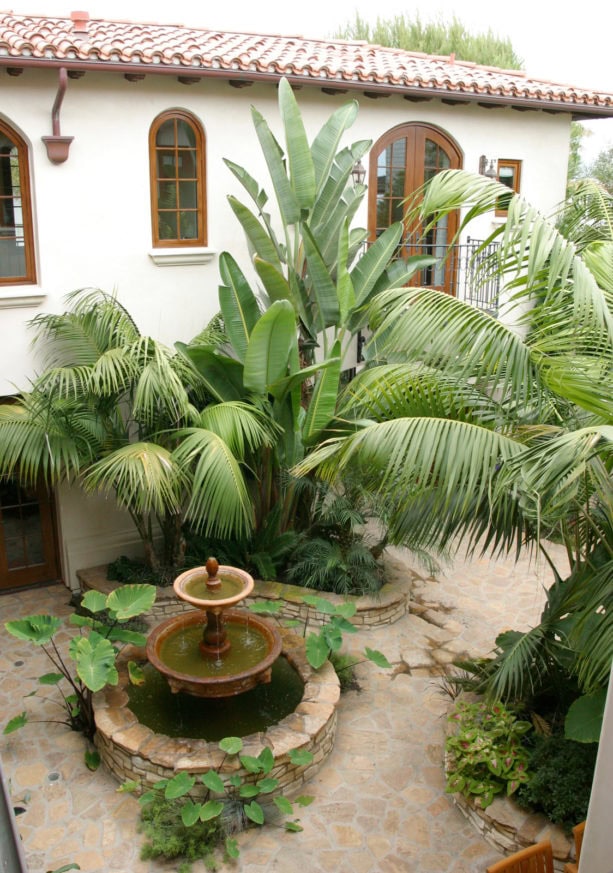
[{"xmin": 0, "ymin": 69, "xmax": 572, "ymax": 585}]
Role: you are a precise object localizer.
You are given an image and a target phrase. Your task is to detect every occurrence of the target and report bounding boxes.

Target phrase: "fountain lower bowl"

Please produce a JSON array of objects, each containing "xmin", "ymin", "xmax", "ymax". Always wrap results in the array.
[{"xmin": 146, "ymin": 609, "xmax": 282, "ymax": 698}]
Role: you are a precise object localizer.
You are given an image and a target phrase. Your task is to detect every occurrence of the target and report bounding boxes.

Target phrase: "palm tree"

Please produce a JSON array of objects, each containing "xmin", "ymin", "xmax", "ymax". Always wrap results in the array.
[
  {"xmin": 0, "ymin": 289, "xmax": 274, "ymax": 573},
  {"xmin": 296, "ymin": 171, "xmax": 613, "ymax": 736}
]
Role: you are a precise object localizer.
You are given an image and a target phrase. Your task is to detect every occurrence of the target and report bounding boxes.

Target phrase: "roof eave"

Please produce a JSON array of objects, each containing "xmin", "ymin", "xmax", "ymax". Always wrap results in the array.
[{"xmin": 2, "ymin": 56, "xmax": 612, "ymax": 118}]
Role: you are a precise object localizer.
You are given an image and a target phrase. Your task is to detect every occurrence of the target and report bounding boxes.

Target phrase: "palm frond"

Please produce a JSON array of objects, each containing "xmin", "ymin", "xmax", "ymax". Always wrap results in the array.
[
  {"xmin": 172, "ymin": 429, "xmax": 255, "ymax": 538},
  {"xmin": 195, "ymin": 402, "xmax": 276, "ymax": 459},
  {"xmin": 368, "ymin": 287, "xmax": 542, "ymax": 413},
  {"xmin": 84, "ymin": 442, "xmax": 183, "ymax": 516}
]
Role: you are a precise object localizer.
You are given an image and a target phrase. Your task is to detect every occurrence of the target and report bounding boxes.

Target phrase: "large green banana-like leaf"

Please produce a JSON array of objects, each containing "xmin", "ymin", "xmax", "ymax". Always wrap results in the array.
[
  {"xmin": 254, "ymin": 258, "xmax": 293, "ymax": 305},
  {"xmin": 251, "ymin": 106, "xmax": 300, "ymax": 227},
  {"xmin": 172, "ymin": 429, "xmax": 254, "ymax": 538},
  {"xmin": 175, "ymin": 343, "xmax": 245, "ymax": 402},
  {"xmin": 336, "ymin": 220, "xmax": 355, "ymax": 325},
  {"xmin": 278, "ymin": 78, "xmax": 316, "ymax": 210},
  {"xmin": 351, "ymin": 223, "xmax": 404, "ymax": 308},
  {"xmin": 243, "ymin": 300, "xmax": 296, "ymax": 394},
  {"xmin": 311, "ymin": 142, "xmax": 370, "ymax": 234},
  {"xmin": 218, "ymin": 253, "xmax": 261, "ymax": 362},
  {"xmin": 302, "ymin": 225, "xmax": 340, "ymax": 330},
  {"xmin": 223, "ymin": 158, "xmax": 269, "ymax": 212},
  {"xmin": 311, "ymin": 100, "xmax": 359, "ymax": 192},
  {"xmin": 227, "ymin": 196, "xmax": 283, "ymax": 270},
  {"xmin": 84, "ymin": 442, "xmax": 183, "ymax": 515},
  {"xmin": 267, "ymin": 357, "xmax": 341, "ymax": 403},
  {"xmin": 302, "ymin": 341, "xmax": 342, "ymax": 444},
  {"xmin": 316, "ymin": 184, "xmax": 365, "ymax": 269}
]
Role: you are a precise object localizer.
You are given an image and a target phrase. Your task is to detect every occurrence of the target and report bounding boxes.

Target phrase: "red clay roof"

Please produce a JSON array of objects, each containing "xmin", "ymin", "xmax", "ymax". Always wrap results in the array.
[{"xmin": 1, "ymin": 12, "xmax": 612, "ymax": 117}]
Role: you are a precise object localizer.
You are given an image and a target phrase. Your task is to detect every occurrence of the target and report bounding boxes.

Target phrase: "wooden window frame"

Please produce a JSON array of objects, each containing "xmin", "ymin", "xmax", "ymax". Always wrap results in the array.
[
  {"xmin": 495, "ymin": 158, "xmax": 522, "ymax": 216},
  {"xmin": 0, "ymin": 119, "xmax": 36, "ymax": 286},
  {"xmin": 149, "ymin": 109, "xmax": 207, "ymax": 248}
]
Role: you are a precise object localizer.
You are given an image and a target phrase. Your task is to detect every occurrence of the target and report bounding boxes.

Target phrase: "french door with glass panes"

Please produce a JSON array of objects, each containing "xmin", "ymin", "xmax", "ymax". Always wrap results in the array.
[
  {"xmin": 368, "ymin": 123, "xmax": 462, "ymax": 295},
  {"xmin": 0, "ymin": 479, "xmax": 60, "ymax": 590}
]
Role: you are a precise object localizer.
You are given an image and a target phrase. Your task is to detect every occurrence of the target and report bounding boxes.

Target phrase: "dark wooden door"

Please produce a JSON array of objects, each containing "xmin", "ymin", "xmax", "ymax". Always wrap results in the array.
[
  {"xmin": 0, "ymin": 480, "xmax": 60, "ymax": 590},
  {"xmin": 368, "ymin": 123, "xmax": 462, "ymax": 294}
]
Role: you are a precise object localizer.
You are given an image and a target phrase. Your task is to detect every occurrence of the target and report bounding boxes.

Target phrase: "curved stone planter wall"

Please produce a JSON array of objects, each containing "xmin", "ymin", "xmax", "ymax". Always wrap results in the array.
[
  {"xmin": 93, "ymin": 628, "xmax": 340, "ymax": 796},
  {"xmin": 78, "ymin": 549, "xmax": 413, "ymax": 630},
  {"xmin": 450, "ymin": 792, "xmax": 575, "ymax": 871}
]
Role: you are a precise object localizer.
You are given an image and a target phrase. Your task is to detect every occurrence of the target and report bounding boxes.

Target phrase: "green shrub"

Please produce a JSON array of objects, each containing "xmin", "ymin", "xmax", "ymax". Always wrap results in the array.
[
  {"xmin": 139, "ymin": 795, "xmax": 220, "ymax": 870},
  {"xmin": 445, "ymin": 699, "xmax": 532, "ymax": 808},
  {"xmin": 516, "ymin": 736, "xmax": 597, "ymax": 832}
]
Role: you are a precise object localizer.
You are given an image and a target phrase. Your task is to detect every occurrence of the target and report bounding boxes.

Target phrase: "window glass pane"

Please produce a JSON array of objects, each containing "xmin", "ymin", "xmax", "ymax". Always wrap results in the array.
[
  {"xmin": 158, "ymin": 211, "xmax": 177, "ymax": 240},
  {"xmin": 177, "ymin": 150, "xmax": 197, "ymax": 179},
  {"xmin": 424, "ymin": 139, "xmax": 437, "ymax": 167},
  {"xmin": 179, "ymin": 212, "xmax": 198, "ymax": 240},
  {"xmin": 157, "ymin": 181, "xmax": 177, "ymax": 207},
  {"xmin": 377, "ymin": 149, "xmax": 391, "ymax": 195},
  {"xmin": 23, "ymin": 503, "xmax": 44, "ymax": 565},
  {"xmin": 499, "ymin": 166, "xmax": 515, "ymax": 188},
  {"xmin": 438, "ymin": 148, "xmax": 451, "ymax": 169},
  {"xmin": 156, "ymin": 120, "xmax": 176, "ymax": 147},
  {"xmin": 391, "ymin": 138, "xmax": 406, "ymax": 168},
  {"xmin": 391, "ymin": 198, "xmax": 404, "ymax": 223},
  {"xmin": 157, "ymin": 151, "xmax": 176, "ymax": 179},
  {"xmin": 176, "ymin": 120, "xmax": 196, "ymax": 148},
  {"xmin": 178, "ymin": 181, "xmax": 197, "ymax": 209}
]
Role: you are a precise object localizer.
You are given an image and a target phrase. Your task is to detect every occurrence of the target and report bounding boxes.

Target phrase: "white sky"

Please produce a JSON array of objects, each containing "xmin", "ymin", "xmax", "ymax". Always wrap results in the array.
[{"xmin": 4, "ymin": 0, "xmax": 613, "ymax": 162}]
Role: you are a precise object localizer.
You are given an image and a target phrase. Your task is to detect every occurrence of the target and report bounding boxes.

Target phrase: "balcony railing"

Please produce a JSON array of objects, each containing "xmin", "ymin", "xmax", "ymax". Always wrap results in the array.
[{"xmin": 453, "ymin": 236, "xmax": 501, "ymax": 315}]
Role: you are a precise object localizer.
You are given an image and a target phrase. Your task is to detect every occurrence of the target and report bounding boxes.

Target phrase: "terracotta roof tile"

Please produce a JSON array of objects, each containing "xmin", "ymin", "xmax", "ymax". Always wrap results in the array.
[{"xmin": 1, "ymin": 12, "xmax": 612, "ymax": 115}]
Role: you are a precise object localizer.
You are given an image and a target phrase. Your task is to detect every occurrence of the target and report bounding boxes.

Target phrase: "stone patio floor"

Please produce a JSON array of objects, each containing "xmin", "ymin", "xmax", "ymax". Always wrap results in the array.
[{"xmin": 0, "ymin": 541, "xmax": 568, "ymax": 873}]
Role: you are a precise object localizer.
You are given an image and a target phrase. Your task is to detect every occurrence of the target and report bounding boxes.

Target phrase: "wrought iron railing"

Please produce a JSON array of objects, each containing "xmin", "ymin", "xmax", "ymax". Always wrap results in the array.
[{"xmin": 453, "ymin": 236, "xmax": 500, "ymax": 315}]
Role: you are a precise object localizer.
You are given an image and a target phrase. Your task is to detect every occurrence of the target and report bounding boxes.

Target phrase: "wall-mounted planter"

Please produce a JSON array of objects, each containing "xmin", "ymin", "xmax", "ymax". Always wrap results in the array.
[{"xmin": 41, "ymin": 135, "xmax": 74, "ymax": 164}]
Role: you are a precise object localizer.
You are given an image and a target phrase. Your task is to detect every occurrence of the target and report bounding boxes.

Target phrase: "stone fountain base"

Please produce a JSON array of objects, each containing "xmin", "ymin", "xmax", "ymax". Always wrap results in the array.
[{"xmin": 93, "ymin": 628, "xmax": 340, "ymax": 796}]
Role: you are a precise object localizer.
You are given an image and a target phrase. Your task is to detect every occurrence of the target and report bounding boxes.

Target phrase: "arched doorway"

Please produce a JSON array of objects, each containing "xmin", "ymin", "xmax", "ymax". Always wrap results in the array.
[{"xmin": 368, "ymin": 123, "xmax": 462, "ymax": 295}]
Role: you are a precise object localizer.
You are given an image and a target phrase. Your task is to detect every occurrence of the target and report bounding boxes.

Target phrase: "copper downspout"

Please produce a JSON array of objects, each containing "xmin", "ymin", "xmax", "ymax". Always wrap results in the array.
[{"xmin": 41, "ymin": 67, "xmax": 74, "ymax": 164}]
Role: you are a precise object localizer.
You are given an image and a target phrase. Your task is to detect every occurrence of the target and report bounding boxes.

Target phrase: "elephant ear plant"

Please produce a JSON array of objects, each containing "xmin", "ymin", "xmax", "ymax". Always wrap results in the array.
[{"xmin": 3, "ymin": 584, "xmax": 156, "ymax": 755}]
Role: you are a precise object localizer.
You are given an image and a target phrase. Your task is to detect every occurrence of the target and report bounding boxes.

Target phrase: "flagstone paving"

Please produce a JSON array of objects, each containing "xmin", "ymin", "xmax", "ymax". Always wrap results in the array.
[{"xmin": 0, "ymin": 541, "xmax": 568, "ymax": 873}]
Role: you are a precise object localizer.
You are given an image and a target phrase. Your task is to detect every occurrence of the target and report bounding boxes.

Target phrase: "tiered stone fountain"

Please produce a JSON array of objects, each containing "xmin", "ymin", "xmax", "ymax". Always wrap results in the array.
[
  {"xmin": 93, "ymin": 558, "xmax": 340, "ymax": 793},
  {"xmin": 146, "ymin": 558, "xmax": 282, "ymax": 697}
]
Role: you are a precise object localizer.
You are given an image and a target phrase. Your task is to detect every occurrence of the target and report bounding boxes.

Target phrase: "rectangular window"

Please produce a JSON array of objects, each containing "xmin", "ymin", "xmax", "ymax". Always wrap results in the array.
[{"xmin": 496, "ymin": 159, "xmax": 522, "ymax": 216}]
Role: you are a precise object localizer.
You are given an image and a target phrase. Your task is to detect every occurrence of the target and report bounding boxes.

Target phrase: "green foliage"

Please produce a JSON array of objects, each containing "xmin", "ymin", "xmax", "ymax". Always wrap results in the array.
[
  {"xmin": 139, "ymin": 794, "xmax": 221, "ymax": 869},
  {"xmin": 516, "ymin": 736, "xmax": 598, "ymax": 832},
  {"xmin": 567, "ymin": 122, "xmax": 590, "ymax": 184},
  {"xmin": 445, "ymin": 699, "xmax": 532, "ymax": 809},
  {"xmin": 328, "ymin": 650, "xmax": 360, "ymax": 692},
  {"xmin": 137, "ymin": 737, "xmax": 313, "ymax": 868},
  {"xmin": 3, "ymin": 584, "xmax": 156, "ymax": 740},
  {"xmin": 587, "ymin": 145, "xmax": 613, "ymax": 194},
  {"xmin": 334, "ymin": 12, "xmax": 523, "ymax": 69},
  {"xmin": 0, "ymin": 290, "xmax": 271, "ymax": 574}
]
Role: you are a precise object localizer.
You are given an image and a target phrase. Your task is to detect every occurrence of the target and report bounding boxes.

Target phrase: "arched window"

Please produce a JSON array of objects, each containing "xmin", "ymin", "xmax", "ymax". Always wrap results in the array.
[
  {"xmin": 368, "ymin": 123, "xmax": 462, "ymax": 295},
  {"xmin": 149, "ymin": 110, "xmax": 206, "ymax": 247},
  {"xmin": 0, "ymin": 119, "xmax": 36, "ymax": 285}
]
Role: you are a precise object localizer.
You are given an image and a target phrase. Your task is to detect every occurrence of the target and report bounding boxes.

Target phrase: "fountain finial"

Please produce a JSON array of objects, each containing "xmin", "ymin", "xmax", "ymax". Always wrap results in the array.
[{"xmin": 205, "ymin": 557, "xmax": 220, "ymax": 587}]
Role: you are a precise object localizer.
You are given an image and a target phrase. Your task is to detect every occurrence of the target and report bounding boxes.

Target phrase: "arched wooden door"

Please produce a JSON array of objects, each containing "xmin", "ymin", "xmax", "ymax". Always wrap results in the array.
[
  {"xmin": 0, "ymin": 479, "xmax": 60, "ymax": 590},
  {"xmin": 368, "ymin": 123, "xmax": 462, "ymax": 294}
]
